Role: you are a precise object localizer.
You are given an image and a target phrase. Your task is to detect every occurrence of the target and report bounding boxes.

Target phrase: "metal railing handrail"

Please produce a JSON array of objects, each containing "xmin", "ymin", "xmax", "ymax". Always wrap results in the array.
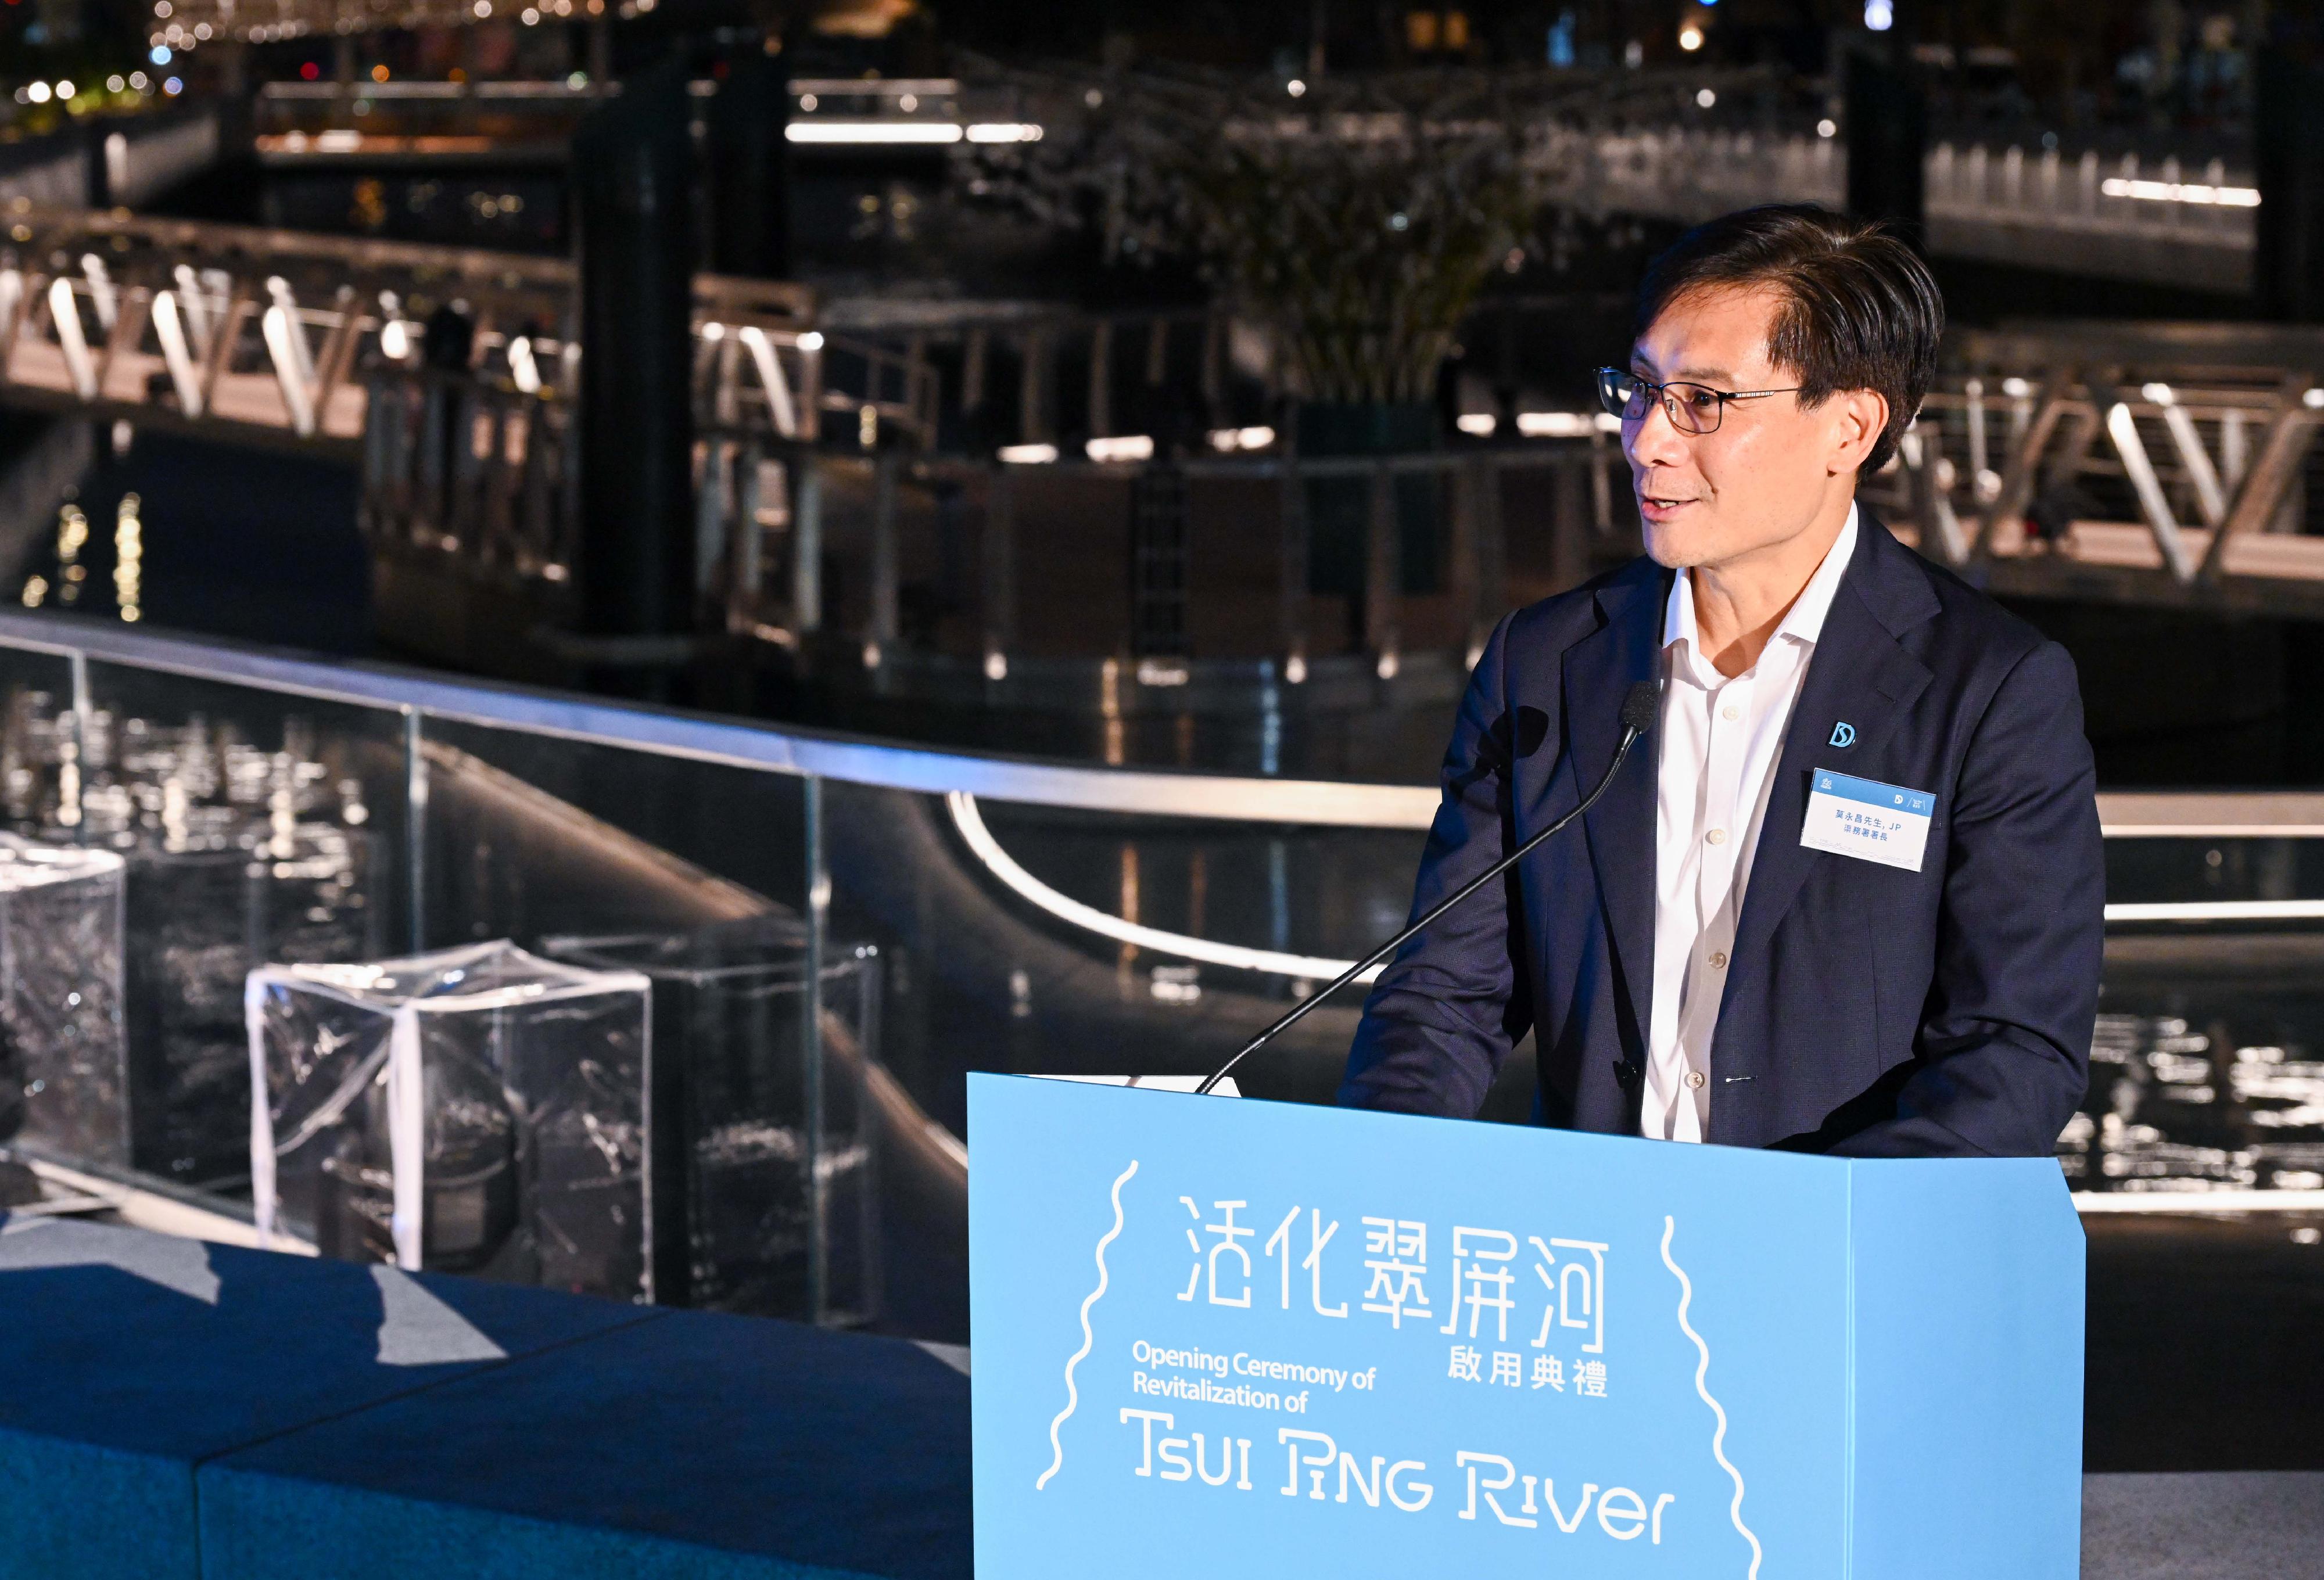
[
  {"xmin": 0, "ymin": 611, "xmax": 1442, "ymax": 827},
  {"xmin": 1, "ymin": 610, "xmax": 2320, "ymax": 838}
]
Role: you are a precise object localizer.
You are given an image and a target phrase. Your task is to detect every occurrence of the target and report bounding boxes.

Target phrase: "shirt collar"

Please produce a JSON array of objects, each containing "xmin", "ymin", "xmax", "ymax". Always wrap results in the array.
[{"xmin": 1662, "ymin": 502, "xmax": 1860, "ymax": 669}]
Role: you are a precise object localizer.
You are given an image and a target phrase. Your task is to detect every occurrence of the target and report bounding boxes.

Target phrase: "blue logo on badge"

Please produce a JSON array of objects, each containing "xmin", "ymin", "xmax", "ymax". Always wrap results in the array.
[{"xmin": 1829, "ymin": 721, "xmax": 1857, "ymax": 748}]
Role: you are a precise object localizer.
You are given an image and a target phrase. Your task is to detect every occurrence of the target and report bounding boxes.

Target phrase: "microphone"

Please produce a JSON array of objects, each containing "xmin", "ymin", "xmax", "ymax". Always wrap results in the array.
[{"xmin": 1196, "ymin": 679, "xmax": 1659, "ymax": 1096}]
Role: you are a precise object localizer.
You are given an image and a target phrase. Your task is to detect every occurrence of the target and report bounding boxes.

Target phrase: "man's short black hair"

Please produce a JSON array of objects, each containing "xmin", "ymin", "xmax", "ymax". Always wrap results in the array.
[{"xmin": 1633, "ymin": 204, "xmax": 1943, "ymax": 475}]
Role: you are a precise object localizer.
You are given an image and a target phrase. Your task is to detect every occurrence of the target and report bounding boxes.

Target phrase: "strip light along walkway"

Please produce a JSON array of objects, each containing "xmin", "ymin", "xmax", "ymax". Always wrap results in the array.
[
  {"xmin": 956, "ymin": 792, "xmax": 2324, "ymax": 985},
  {"xmin": 945, "ymin": 791, "xmax": 1380, "ymax": 987},
  {"xmin": 2099, "ymin": 177, "xmax": 2261, "ymax": 206},
  {"xmin": 784, "ymin": 121, "xmax": 1043, "ymax": 145}
]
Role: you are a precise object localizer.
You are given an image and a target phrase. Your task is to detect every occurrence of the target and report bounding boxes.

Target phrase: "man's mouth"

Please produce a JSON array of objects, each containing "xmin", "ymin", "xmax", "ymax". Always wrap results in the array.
[{"xmin": 1640, "ymin": 494, "xmax": 1697, "ymax": 519}]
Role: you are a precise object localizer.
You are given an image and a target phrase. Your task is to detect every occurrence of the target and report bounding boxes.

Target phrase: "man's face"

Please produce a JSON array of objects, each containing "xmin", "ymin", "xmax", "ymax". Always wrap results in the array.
[{"xmin": 1624, "ymin": 283, "xmax": 1882, "ymax": 572}]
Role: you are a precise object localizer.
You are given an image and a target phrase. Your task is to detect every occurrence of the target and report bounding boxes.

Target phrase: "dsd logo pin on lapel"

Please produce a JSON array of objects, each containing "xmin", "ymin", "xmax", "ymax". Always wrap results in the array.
[{"xmin": 1828, "ymin": 721, "xmax": 1856, "ymax": 749}]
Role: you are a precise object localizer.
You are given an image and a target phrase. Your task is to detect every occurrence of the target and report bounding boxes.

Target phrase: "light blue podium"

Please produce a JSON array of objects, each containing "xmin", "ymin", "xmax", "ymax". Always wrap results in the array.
[{"xmin": 970, "ymin": 1075, "xmax": 2084, "ymax": 1579}]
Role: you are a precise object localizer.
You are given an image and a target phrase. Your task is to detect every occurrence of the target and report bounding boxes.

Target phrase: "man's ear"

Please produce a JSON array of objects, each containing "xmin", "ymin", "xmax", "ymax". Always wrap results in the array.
[{"xmin": 1830, "ymin": 389, "xmax": 1889, "ymax": 475}]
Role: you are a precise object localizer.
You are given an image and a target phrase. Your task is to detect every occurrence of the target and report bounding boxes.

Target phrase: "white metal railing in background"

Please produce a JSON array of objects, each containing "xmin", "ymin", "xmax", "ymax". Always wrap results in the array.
[
  {"xmin": 1536, "ymin": 121, "xmax": 2254, "ymax": 295},
  {"xmin": 1869, "ymin": 327, "xmax": 2324, "ymax": 606}
]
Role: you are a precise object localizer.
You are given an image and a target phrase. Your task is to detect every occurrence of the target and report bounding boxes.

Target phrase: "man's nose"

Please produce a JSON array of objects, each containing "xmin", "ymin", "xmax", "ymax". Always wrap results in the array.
[{"xmin": 1624, "ymin": 398, "xmax": 1691, "ymax": 469}]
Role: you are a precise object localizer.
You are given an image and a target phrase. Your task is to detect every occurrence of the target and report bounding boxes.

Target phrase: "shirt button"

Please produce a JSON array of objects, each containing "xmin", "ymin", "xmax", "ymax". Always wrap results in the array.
[
  {"xmin": 1706, "ymin": 828, "xmax": 1728, "ymax": 846},
  {"xmin": 1685, "ymin": 1071, "xmax": 1708, "ymax": 1090},
  {"xmin": 1721, "ymin": 703, "xmax": 1741, "ymax": 722},
  {"xmin": 1708, "ymin": 951, "xmax": 1728, "ymax": 969}
]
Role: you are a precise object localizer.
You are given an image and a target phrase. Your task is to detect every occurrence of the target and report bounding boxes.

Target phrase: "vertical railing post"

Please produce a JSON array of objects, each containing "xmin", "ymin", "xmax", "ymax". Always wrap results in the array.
[
  {"xmin": 63, "ymin": 648, "xmax": 90, "ymax": 840},
  {"xmin": 1088, "ymin": 319, "xmax": 1113, "ymax": 440},
  {"xmin": 984, "ymin": 462, "xmax": 1016, "ymax": 683},
  {"xmin": 727, "ymin": 440, "xmax": 763, "ymax": 634},
  {"xmin": 403, "ymin": 707, "xmax": 427, "ymax": 955},
  {"xmin": 1365, "ymin": 459, "xmax": 1400, "ymax": 677},
  {"xmin": 1278, "ymin": 447, "xmax": 1309, "ymax": 683},
  {"xmin": 801, "ymin": 771, "xmax": 829, "ymax": 1324},
  {"xmin": 867, "ymin": 452, "xmax": 899, "ymax": 666},
  {"xmin": 792, "ymin": 455, "xmax": 823, "ymax": 641}
]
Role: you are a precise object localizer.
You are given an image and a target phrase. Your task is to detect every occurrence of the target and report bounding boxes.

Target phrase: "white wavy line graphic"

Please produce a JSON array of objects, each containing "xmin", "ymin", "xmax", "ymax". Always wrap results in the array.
[
  {"xmin": 1035, "ymin": 1158, "xmax": 1138, "ymax": 1491},
  {"xmin": 1661, "ymin": 1214, "xmax": 1763, "ymax": 1579}
]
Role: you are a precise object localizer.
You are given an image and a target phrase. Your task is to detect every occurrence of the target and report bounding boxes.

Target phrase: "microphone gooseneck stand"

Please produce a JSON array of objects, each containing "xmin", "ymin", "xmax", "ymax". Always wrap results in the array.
[{"xmin": 1196, "ymin": 680, "xmax": 1660, "ymax": 1097}]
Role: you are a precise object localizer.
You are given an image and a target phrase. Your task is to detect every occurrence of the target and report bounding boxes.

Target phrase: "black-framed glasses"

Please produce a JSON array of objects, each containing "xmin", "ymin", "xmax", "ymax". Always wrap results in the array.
[{"xmin": 1595, "ymin": 367, "xmax": 1803, "ymax": 435}]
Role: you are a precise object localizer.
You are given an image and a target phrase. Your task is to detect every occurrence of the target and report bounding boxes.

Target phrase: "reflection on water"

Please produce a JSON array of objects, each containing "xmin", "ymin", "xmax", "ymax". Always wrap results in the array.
[{"xmin": 2066, "ymin": 1010, "xmax": 2324, "ymax": 1193}]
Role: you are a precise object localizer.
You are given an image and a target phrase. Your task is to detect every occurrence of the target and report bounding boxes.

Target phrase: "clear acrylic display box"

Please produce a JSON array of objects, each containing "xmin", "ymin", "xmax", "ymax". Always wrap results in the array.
[
  {"xmin": 0, "ymin": 835, "xmax": 128, "ymax": 1165},
  {"xmin": 544, "ymin": 917, "xmax": 880, "ymax": 1325},
  {"xmin": 248, "ymin": 940, "xmax": 654, "ymax": 1304},
  {"xmin": 0, "ymin": 690, "xmax": 383, "ymax": 1187}
]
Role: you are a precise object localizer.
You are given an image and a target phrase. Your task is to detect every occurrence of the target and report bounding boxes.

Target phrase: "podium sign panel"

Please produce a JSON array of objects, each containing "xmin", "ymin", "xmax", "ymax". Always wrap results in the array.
[{"xmin": 970, "ymin": 1075, "xmax": 2082, "ymax": 1579}]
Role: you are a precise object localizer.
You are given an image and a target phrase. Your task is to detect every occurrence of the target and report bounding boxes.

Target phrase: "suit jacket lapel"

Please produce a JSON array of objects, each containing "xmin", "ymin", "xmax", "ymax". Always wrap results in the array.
[
  {"xmin": 1556, "ymin": 561, "xmax": 1667, "ymax": 1055},
  {"xmin": 1728, "ymin": 518, "xmax": 1938, "ymax": 979}
]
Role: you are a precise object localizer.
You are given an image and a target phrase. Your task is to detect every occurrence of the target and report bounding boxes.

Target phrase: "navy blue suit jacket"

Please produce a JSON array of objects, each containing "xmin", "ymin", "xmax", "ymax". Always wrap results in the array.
[{"xmin": 1340, "ymin": 511, "xmax": 2103, "ymax": 1157}]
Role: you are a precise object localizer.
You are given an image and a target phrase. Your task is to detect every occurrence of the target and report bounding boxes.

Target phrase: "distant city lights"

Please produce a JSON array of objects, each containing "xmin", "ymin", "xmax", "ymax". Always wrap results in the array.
[
  {"xmin": 1696, "ymin": 88, "xmax": 1717, "ymax": 108},
  {"xmin": 998, "ymin": 443, "xmax": 1059, "ymax": 465},
  {"xmin": 1865, "ymin": 0, "xmax": 1894, "ymax": 30},
  {"xmin": 24, "ymin": 82, "xmax": 49, "ymax": 103},
  {"xmin": 1456, "ymin": 414, "xmax": 1497, "ymax": 437},
  {"xmin": 508, "ymin": 336, "xmax": 542, "ymax": 394},
  {"xmin": 1817, "ymin": 117, "xmax": 1837, "ymax": 138},
  {"xmin": 1287, "ymin": 79, "xmax": 1307, "ymax": 97},
  {"xmin": 1678, "ymin": 26, "xmax": 1703, "ymax": 51},
  {"xmin": 150, "ymin": 45, "xmax": 171, "ymax": 64},
  {"xmin": 164, "ymin": 77, "xmax": 181, "ymax": 95}
]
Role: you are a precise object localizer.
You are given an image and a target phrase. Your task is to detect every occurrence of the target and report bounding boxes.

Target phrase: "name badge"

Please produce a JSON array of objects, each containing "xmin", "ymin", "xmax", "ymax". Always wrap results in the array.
[{"xmin": 1801, "ymin": 769, "xmax": 1935, "ymax": 873}]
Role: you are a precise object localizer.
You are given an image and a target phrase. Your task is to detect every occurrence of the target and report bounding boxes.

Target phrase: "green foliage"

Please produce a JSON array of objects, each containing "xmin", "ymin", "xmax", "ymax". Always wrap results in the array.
[{"xmin": 980, "ymin": 68, "xmax": 1545, "ymax": 404}]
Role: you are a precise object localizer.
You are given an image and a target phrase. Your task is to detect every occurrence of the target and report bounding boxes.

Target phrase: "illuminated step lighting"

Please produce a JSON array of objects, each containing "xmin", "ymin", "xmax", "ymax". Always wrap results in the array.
[
  {"xmin": 2099, "ymin": 177, "xmax": 2261, "ymax": 207},
  {"xmin": 1516, "ymin": 411, "xmax": 1623, "ymax": 437},
  {"xmin": 784, "ymin": 121, "xmax": 1043, "ymax": 145},
  {"xmin": 1084, "ymin": 434, "xmax": 1153, "ymax": 463},
  {"xmin": 1206, "ymin": 425, "xmax": 1275, "ymax": 452}
]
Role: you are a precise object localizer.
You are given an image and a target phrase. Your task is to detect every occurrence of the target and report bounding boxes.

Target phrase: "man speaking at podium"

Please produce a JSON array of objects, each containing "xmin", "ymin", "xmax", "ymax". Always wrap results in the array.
[{"xmin": 1341, "ymin": 205, "xmax": 2104, "ymax": 1157}]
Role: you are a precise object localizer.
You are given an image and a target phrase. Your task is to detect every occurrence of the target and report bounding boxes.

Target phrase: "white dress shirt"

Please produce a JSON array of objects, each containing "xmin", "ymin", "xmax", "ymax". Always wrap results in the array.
[{"xmin": 1641, "ymin": 505, "xmax": 1858, "ymax": 1143}]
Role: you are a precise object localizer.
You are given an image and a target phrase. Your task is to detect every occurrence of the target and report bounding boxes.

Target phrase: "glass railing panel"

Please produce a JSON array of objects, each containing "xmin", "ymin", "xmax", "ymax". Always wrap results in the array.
[
  {"xmin": 0, "ymin": 642, "xmax": 127, "ymax": 1172},
  {"xmin": 58, "ymin": 660, "xmax": 415, "ymax": 1208},
  {"xmin": 412, "ymin": 718, "xmax": 872, "ymax": 1328}
]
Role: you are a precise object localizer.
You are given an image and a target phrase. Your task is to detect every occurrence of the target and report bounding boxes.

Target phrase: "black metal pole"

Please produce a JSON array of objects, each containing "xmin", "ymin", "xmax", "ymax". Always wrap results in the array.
[
  {"xmin": 704, "ymin": 48, "xmax": 793, "ymax": 280},
  {"xmin": 571, "ymin": 63, "xmax": 698, "ymax": 655},
  {"xmin": 2256, "ymin": 53, "xmax": 2324, "ymax": 324}
]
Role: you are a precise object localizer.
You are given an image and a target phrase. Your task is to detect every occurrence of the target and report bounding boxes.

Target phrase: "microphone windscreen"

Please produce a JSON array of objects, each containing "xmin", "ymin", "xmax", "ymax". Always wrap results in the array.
[{"xmin": 1621, "ymin": 680, "xmax": 1660, "ymax": 737}]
